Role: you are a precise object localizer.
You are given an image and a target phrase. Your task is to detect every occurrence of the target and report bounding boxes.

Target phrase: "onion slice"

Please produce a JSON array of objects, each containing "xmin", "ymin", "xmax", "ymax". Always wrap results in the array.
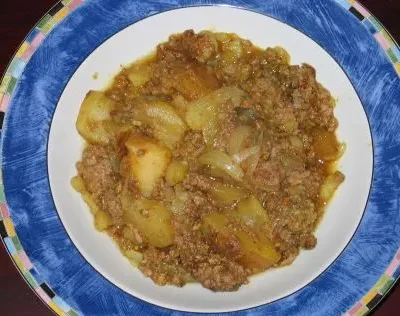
[{"xmin": 198, "ymin": 150, "xmax": 244, "ymax": 181}]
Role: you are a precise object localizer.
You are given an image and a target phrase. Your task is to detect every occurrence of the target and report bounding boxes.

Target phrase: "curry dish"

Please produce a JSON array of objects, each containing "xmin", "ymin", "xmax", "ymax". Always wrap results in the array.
[{"xmin": 71, "ymin": 30, "xmax": 345, "ymax": 291}]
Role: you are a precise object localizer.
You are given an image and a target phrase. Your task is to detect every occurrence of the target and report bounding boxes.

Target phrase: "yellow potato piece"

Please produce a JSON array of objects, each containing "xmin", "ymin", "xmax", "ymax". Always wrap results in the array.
[
  {"xmin": 319, "ymin": 171, "xmax": 345, "ymax": 201},
  {"xmin": 70, "ymin": 176, "xmax": 100, "ymax": 214},
  {"xmin": 235, "ymin": 231, "xmax": 280, "ymax": 270},
  {"xmin": 70, "ymin": 176, "xmax": 85, "ymax": 193},
  {"xmin": 165, "ymin": 160, "xmax": 188, "ymax": 186},
  {"xmin": 123, "ymin": 249, "xmax": 144, "ymax": 267},
  {"xmin": 126, "ymin": 63, "xmax": 153, "ymax": 87},
  {"xmin": 169, "ymin": 185, "xmax": 189, "ymax": 214},
  {"xmin": 202, "ymin": 213, "xmax": 238, "ymax": 258},
  {"xmin": 81, "ymin": 193, "xmax": 100, "ymax": 215},
  {"xmin": 94, "ymin": 210, "xmax": 112, "ymax": 232},
  {"xmin": 76, "ymin": 91, "xmax": 115, "ymax": 144},
  {"xmin": 71, "ymin": 177, "xmax": 112, "ymax": 231},
  {"xmin": 123, "ymin": 199, "xmax": 175, "ymax": 248},
  {"xmin": 125, "ymin": 134, "xmax": 171, "ymax": 196},
  {"xmin": 202, "ymin": 213, "xmax": 230, "ymax": 234},
  {"xmin": 273, "ymin": 46, "xmax": 291, "ymax": 64},
  {"xmin": 122, "ymin": 225, "xmax": 136, "ymax": 241},
  {"xmin": 173, "ymin": 63, "xmax": 220, "ymax": 101},
  {"xmin": 313, "ymin": 128, "xmax": 341, "ymax": 161},
  {"xmin": 202, "ymin": 212, "xmax": 280, "ymax": 270},
  {"xmin": 133, "ymin": 99, "xmax": 187, "ymax": 149},
  {"xmin": 221, "ymin": 39, "xmax": 243, "ymax": 63},
  {"xmin": 235, "ymin": 196, "xmax": 269, "ymax": 226}
]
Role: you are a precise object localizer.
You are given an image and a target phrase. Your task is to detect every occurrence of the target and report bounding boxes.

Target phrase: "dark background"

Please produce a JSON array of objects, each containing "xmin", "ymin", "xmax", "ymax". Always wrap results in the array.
[{"xmin": 1, "ymin": 0, "xmax": 400, "ymax": 315}]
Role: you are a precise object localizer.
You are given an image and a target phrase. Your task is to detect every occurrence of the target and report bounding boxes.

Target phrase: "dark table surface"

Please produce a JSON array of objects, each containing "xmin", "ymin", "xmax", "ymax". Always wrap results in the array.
[{"xmin": 1, "ymin": 0, "xmax": 400, "ymax": 315}]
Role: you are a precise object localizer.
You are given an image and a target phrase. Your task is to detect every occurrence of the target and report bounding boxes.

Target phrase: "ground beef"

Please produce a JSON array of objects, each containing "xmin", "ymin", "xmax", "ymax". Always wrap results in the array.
[
  {"xmin": 77, "ymin": 145, "xmax": 123, "ymax": 220},
  {"xmin": 174, "ymin": 131, "xmax": 206, "ymax": 165},
  {"xmin": 290, "ymin": 64, "xmax": 337, "ymax": 131},
  {"xmin": 74, "ymin": 30, "xmax": 344, "ymax": 292},
  {"xmin": 139, "ymin": 247, "xmax": 188, "ymax": 287},
  {"xmin": 158, "ymin": 29, "xmax": 217, "ymax": 63},
  {"xmin": 191, "ymin": 256, "xmax": 249, "ymax": 291},
  {"xmin": 175, "ymin": 233, "xmax": 250, "ymax": 291},
  {"xmin": 183, "ymin": 173, "xmax": 215, "ymax": 192},
  {"xmin": 252, "ymin": 160, "xmax": 283, "ymax": 187}
]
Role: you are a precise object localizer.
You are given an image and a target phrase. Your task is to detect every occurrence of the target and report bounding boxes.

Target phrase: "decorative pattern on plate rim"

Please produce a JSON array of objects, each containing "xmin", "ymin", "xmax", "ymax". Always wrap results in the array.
[
  {"xmin": 333, "ymin": 4, "xmax": 400, "ymax": 315},
  {"xmin": 0, "ymin": 0, "xmax": 399, "ymax": 315},
  {"xmin": 0, "ymin": 201, "xmax": 78, "ymax": 316},
  {"xmin": 336, "ymin": 0, "xmax": 400, "ymax": 77},
  {"xmin": 0, "ymin": 2, "xmax": 83, "ymax": 315}
]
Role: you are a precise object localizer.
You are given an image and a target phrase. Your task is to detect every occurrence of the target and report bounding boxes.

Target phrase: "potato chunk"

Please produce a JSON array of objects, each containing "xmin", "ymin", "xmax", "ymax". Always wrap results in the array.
[
  {"xmin": 165, "ymin": 160, "xmax": 188, "ymax": 186},
  {"xmin": 133, "ymin": 98, "xmax": 187, "ymax": 149},
  {"xmin": 123, "ymin": 249, "xmax": 144, "ymax": 267},
  {"xmin": 202, "ymin": 213, "xmax": 230, "ymax": 234},
  {"xmin": 173, "ymin": 63, "xmax": 220, "ymax": 101},
  {"xmin": 319, "ymin": 171, "xmax": 345, "ymax": 201},
  {"xmin": 70, "ymin": 176, "xmax": 100, "ymax": 214},
  {"xmin": 123, "ymin": 199, "xmax": 175, "ymax": 248},
  {"xmin": 235, "ymin": 231, "xmax": 280, "ymax": 270},
  {"xmin": 313, "ymin": 128, "xmax": 342, "ymax": 161},
  {"xmin": 71, "ymin": 176, "xmax": 112, "ymax": 230},
  {"xmin": 235, "ymin": 196, "xmax": 269, "ymax": 227},
  {"xmin": 221, "ymin": 39, "xmax": 243, "ymax": 63},
  {"xmin": 125, "ymin": 134, "xmax": 171, "ymax": 196},
  {"xmin": 94, "ymin": 210, "xmax": 112, "ymax": 231},
  {"xmin": 70, "ymin": 175, "xmax": 85, "ymax": 193},
  {"xmin": 126, "ymin": 62, "xmax": 153, "ymax": 87},
  {"xmin": 76, "ymin": 91, "xmax": 115, "ymax": 144},
  {"xmin": 202, "ymin": 212, "xmax": 280, "ymax": 270}
]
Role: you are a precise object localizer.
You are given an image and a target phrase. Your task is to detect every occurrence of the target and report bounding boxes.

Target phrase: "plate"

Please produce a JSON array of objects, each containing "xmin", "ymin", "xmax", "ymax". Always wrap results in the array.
[
  {"xmin": 49, "ymin": 4, "xmax": 374, "ymax": 313},
  {"xmin": 1, "ymin": 0, "xmax": 400, "ymax": 315}
]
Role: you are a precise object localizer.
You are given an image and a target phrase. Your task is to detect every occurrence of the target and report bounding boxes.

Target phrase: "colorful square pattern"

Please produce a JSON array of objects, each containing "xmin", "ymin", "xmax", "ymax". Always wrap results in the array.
[
  {"xmin": 0, "ymin": 196, "xmax": 77, "ymax": 315},
  {"xmin": 0, "ymin": 1, "xmax": 83, "ymax": 314},
  {"xmin": 338, "ymin": 1, "xmax": 400, "ymax": 315},
  {"xmin": 0, "ymin": 0, "xmax": 82, "ymax": 115},
  {"xmin": 0, "ymin": 197, "xmax": 77, "ymax": 315},
  {"xmin": 342, "ymin": 0, "xmax": 400, "ymax": 76},
  {"xmin": 0, "ymin": 1, "xmax": 399, "ymax": 315}
]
